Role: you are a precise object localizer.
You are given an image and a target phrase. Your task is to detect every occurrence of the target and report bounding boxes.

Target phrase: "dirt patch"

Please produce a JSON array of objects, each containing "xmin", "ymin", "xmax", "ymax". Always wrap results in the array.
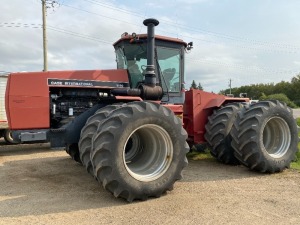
[{"xmin": 1, "ymin": 139, "xmax": 300, "ymax": 224}]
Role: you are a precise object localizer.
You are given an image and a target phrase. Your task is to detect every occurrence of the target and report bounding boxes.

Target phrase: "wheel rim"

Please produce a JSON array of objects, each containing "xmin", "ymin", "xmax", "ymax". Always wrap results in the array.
[
  {"xmin": 262, "ymin": 116, "xmax": 291, "ymax": 158},
  {"xmin": 123, "ymin": 124, "xmax": 173, "ymax": 182}
]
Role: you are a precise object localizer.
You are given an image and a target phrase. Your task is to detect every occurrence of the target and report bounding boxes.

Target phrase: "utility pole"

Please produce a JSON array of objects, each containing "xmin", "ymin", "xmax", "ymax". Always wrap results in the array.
[
  {"xmin": 229, "ymin": 78, "xmax": 232, "ymax": 94},
  {"xmin": 42, "ymin": 0, "xmax": 48, "ymax": 71}
]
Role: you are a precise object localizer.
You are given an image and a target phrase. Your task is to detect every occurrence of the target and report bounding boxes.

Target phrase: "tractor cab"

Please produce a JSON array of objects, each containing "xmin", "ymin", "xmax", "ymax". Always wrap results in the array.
[{"xmin": 113, "ymin": 32, "xmax": 190, "ymax": 104}]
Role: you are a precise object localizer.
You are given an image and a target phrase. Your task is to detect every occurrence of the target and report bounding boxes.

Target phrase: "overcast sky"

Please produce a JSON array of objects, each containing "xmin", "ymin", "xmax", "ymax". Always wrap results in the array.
[{"xmin": 1, "ymin": 0, "xmax": 300, "ymax": 92}]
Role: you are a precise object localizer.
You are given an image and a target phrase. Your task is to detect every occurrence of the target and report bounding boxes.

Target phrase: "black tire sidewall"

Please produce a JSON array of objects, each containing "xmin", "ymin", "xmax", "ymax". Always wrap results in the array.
[
  {"xmin": 205, "ymin": 103, "xmax": 242, "ymax": 164},
  {"xmin": 257, "ymin": 105, "xmax": 298, "ymax": 167},
  {"xmin": 93, "ymin": 103, "xmax": 187, "ymax": 195}
]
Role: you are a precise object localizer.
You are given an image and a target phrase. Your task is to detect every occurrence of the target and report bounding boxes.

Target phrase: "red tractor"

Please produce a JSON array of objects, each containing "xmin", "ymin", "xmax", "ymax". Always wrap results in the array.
[{"xmin": 5, "ymin": 19, "xmax": 298, "ymax": 201}]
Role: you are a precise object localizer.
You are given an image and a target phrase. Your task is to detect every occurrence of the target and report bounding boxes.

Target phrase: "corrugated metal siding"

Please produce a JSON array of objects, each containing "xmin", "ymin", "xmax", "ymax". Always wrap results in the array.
[{"xmin": 0, "ymin": 75, "xmax": 8, "ymax": 128}]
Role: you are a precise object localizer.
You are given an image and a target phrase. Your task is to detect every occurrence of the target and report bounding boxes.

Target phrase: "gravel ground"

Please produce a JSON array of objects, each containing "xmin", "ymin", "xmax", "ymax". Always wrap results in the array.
[
  {"xmin": 293, "ymin": 108, "xmax": 300, "ymax": 118},
  {"xmin": 0, "ymin": 139, "xmax": 300, "ymax": 225}
]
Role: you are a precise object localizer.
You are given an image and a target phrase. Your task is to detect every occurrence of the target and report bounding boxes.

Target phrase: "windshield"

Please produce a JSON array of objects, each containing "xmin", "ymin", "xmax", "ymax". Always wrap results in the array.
[
  {"xmin": 157, "ymin": 47, "xmax": 181, "ymax": 92},
  {"xmin": 115, "ymin": 43, "xmax": 181, "ymax": 92}
]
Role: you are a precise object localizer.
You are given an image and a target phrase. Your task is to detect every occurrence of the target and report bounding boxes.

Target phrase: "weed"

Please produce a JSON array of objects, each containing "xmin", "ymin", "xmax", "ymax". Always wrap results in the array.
[
  {"xmin": 187, "ymin": 148, "xmax": 214, "ymax": 161},
  {"xmin": 290, "ymin": 140, "xmax": 300, "ymax": 170}
]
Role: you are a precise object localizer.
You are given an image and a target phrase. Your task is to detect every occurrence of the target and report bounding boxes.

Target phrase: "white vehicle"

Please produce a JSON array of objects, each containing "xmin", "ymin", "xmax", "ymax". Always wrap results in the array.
[{"xmin": 0, "ymin": 73, "xmax": 18, "ymax": 144}]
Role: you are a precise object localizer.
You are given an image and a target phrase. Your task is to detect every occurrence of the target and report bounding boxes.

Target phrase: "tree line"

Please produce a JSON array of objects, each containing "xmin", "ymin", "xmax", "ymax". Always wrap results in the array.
[
  {"xmin": 219, "ymin": 73, "xmax": 300, "ymax": 108},
  {"xmin": 190, "ymin": 80, "xmax": 203, "ymax": 90}
]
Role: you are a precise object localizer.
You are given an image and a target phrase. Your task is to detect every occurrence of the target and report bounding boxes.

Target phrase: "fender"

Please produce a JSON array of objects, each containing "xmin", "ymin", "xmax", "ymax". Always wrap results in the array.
[{"xmin": 183, "ymin": 89, "xmax": 249, "ymax": 144}]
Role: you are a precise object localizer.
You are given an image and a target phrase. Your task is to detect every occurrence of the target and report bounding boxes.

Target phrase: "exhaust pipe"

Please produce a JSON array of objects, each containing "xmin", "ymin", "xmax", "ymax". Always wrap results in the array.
[
  {"xmin": 143, "ymin": 18, "xmax": 159, "ymax": 87},
  {"xmin": 112, "ymin": 18, "xmax": 163, "ymax": 100}
]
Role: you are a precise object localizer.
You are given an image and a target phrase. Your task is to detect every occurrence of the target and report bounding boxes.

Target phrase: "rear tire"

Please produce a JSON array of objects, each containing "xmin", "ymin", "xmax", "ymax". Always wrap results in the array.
[
  {"xmin": 91, "ymin": 101, "xmax": 189, "ymax": 201},
  {"xmin": 79, "ymin": 104, "xmax": 123, "ymax": 175},
  {"xmin": 231, "ymin": 100, "xmax": 298, "ymax": 173},
  {"xmin": 204, "ymin": 103, "xmax": 244, "ymax": 165}
]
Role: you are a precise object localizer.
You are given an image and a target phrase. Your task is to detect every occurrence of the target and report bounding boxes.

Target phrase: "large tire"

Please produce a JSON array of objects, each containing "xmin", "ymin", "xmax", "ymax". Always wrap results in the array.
[
  {"xmin": 204, "ymin": 103, "xmax": 244, "ymax": 165},
  {"xmin": 4, "ymin": 129, "xmax": 20, "ymax": 144},
  {"xmin": 231, "ymin": 100, "xmax": 299, "ymax": 173},
  {"xmin": 66, "ymin": 143, "xmax": 81, "ymax": 163},
  {"xmin": 79, "ymin": 104, "xmax": 123, "ymax": 175},
  {"xmin": 90, "ymin": 101, "xmax": 189, "ymax": 201}
]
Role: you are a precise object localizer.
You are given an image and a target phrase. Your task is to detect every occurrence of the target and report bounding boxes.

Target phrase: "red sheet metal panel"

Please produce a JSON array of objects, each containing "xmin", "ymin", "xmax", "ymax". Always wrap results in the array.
[
  {"xmin": 6, "ymin": 69, "xmax": 128, "ymax": 129},
  {"xmin": 183, "ymin": 89, "xmax": 248, "ymax": 145}
]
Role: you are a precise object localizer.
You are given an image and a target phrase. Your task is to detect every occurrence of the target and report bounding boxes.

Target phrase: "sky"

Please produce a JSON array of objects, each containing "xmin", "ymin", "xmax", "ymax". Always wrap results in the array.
[{"xmin": 1, "ymin": 0, "xmax": 300, "ymax": 93}]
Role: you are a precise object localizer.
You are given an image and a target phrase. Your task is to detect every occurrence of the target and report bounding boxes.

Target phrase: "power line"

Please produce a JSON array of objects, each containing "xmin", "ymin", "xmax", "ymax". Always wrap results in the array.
[
  {"xmin": 0, "ymin": 22, "xmax": 297, "ymax": 53},
  {"xmin": 78, "ymin": 0, "xmax": 300, "ymax": 51},
  {"xmin": 186, "ymin": 57, "xmax": 300, "ymax": 75},
  {"xmin": 0, "ymin": 22, "xmax": 112, "ymax": 44},
  {"xmin": 14, "ymin": 0, "xmax": 300, "ymax": 52},
  {"xmin": 0, "ymin": 22, "xmax": 42, "ymax": 28},
  {"xmin": 82, "ymin": 0, "xmax": 143, "ymax": 17},
  {"xmin": 60, "ymin": 3, "xmax": 141, "ymax": 27},
  {"xmin": 158, "ymin": 29, "xmax": 299, "ymax": 54},
  {"xmin": 47, "ymin": 25, "xmax": 112, "ymax": 44},
  {"xmin": 2, "ymin": 23, "xmax": 299, "ymax": 75}
]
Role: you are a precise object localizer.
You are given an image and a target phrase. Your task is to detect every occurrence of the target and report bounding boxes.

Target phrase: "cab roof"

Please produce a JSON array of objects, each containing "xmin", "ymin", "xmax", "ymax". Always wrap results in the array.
[{"xmin": 113, "ymin": 33, "xmax": 187, "ymax": 47}]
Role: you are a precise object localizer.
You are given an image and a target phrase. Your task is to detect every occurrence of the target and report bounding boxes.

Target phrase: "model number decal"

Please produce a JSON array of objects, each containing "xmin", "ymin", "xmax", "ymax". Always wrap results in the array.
[{"xmin": 48, "ymin": 79, "xmax": 129, "ymax": 88}]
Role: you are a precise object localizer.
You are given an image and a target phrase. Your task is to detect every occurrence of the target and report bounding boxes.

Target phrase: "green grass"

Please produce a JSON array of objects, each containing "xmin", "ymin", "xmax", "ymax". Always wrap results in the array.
[
  {"xmin": 290, "ymin": 140, "xmax": 300, "ymax": 170},
  {"xmin": 296, "ymin": 118, "xmax": 300, "ymax": 127},
  {"xmin": 290, "ymin": 121, "xmax": 300, "ymax": 170},
  {"xmin": 186, "ymin": 148, "xmax": 214, "ymax": 161},
  {"xmin": 188, "ymin": 140, "xmax": 300, "ymax": 171}
]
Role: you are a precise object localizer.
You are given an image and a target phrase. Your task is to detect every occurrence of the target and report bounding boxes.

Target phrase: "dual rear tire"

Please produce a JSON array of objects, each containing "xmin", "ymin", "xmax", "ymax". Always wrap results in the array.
[
  {"xmin": 231, "ymin": 100, "xmax": 298, "ymax": 173},
  {"xmin": 205, "ymin": 100, "xmax": 298, "ymax": 173},
  {"xmin": 204, "ymin": 103, "xmax": 244, "ymax": 165}
]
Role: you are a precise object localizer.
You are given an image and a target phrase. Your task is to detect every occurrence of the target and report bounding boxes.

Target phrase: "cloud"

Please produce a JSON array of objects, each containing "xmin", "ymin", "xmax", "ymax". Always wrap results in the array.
[
  {"xmin": 177, "ymin": 0, "xmax": 212, "ymax": 3},
  {"xmin": 1, "ymin": 0, "xmax": 300, "ymax": 92}
]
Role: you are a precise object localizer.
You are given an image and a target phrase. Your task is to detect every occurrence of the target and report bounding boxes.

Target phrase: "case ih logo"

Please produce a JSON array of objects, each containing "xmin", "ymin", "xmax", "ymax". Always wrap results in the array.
[{"xmin": 48, "ymin": 79, "xmax": 129, "ymax": 88}]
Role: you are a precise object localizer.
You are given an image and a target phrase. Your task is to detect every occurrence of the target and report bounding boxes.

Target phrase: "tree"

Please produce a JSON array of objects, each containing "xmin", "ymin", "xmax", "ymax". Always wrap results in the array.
[
  {"xmin": 190, "ymin": 80, "xmax": 204, "ymax": 90},
  {"xmin": 259, "ymin": 93, "xmax": 297, "ymax": 108},
  {"xmin": 218, "ymin": 72, "xmax": 300, "ymax": 107},
  {"xmin": 197, "ymin": 82, "xmax": 203, "ymax": 90},
  {"xmin": 290, "ymin": 73, "xmax": 300, "ymax": 105},
  {"xmin": 190, "ymin": 80, "xmax": 197, "ymax": 89}
]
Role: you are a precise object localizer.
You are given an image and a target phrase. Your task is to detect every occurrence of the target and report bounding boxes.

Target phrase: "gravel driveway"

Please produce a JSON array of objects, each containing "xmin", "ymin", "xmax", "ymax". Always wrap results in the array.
[
  {"xmin": 0, "ymin": 139, "xmax": 300, "ymax": 225},
  {"xmin": 293, "ymin": 108, "xmax": 300, "ymax": 118}
]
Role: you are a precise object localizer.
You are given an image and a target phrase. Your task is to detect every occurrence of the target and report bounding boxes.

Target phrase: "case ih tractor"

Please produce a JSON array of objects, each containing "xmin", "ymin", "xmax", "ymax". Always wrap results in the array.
[{"xmin": 5, "ymin": 19, "xmax": 298, "ymax": 201}]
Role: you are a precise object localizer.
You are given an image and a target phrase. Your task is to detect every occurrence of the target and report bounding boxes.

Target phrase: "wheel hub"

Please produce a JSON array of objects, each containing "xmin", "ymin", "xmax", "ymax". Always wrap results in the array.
[{"xmin": 123, "ymin": 124, "xmax": 173, "ymax": 182}]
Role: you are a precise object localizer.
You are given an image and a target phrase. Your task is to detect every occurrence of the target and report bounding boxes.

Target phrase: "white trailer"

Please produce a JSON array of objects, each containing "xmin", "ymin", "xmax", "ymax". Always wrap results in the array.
[{"xmin": 0, "ymin": 73, "xmax": 18, "ymax": 144}]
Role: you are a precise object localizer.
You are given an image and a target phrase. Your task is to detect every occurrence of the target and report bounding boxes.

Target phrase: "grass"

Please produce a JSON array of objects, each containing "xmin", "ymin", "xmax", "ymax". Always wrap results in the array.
[
  {"xmin": 296, "ymin": 118, "xmax": 300, "ymax": 126},
  {"xmin": 291, "ymin": 121, "xmax": 300, "ymax": 170},
  {"xmin": 186, "ymin": 149, "xmax": 214, "ymax": 161},
  {"xmin": 290, "ymin": 119, "xmax": 300, "ymax": 170},
  {"xmin": 188, "ymin": 141, "xmax": 300, "ymax": 171},
  {"xmin": 290, "ymin": 140, "xmax": 300, "ymax": 170}
]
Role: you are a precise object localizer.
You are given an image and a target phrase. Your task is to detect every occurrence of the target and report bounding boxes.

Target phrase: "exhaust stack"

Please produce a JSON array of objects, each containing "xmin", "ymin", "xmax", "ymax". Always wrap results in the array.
[
  {"xmin": 111, "ymin": 18, "xmax": 163, "ymax": 100},
  {"xmin": 143, "ymin": 18, "xmax": 159, "ymax": 87}
]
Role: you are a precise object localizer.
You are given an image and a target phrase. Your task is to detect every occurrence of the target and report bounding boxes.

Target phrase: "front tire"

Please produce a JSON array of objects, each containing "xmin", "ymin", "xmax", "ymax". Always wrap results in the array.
[
  {"xmin": 231, "ymin": 100, "xmax": 298, "ymax": 173},
  {"xmin": 91, "ymin": 101, "xmax": 189, "ymax": 201}
]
